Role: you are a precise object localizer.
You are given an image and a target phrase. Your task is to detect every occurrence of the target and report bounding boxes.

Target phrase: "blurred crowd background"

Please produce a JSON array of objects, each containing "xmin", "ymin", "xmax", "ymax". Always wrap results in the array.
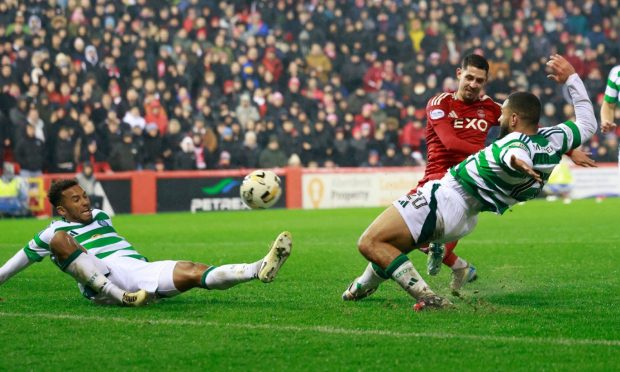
[{"xmin": 0, "ymin": 0, "xmax": 618, "ymax": 176}]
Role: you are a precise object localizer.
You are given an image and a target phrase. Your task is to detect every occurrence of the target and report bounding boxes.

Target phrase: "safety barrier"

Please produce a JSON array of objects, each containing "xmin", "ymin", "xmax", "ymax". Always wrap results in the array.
[{"xmin": 31, "ymin": 163, "xmax": 619, "ymax": 215}]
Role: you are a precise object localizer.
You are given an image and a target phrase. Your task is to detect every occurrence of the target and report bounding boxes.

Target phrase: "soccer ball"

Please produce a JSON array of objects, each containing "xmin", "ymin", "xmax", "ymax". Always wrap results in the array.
[{"xmin": 240, "ymin": 170, "xmax": 282, "ymax": 209}]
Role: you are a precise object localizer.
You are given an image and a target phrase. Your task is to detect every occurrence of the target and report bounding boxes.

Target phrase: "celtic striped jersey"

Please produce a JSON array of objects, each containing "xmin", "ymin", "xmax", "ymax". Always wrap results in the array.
[
  {"xmin": 449, "ymin": 73, "xmax": 597, "ymax": 215},
  {"xmin": 22, "ymin": 209, "xmax": 146, "ymax": 262},
  {"xmin": 603, "ymin": 65, "xmax": 620, "ymax": 105},
  {"xmin": 450, "ymin": 122, "xmax": 580, "ymax": 214}
]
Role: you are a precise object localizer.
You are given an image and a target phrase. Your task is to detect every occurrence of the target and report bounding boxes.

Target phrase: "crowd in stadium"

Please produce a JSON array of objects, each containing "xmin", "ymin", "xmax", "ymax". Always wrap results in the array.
[{"xmin": 0, "ymin": 0, "xmax": 618, "ymax": 175}]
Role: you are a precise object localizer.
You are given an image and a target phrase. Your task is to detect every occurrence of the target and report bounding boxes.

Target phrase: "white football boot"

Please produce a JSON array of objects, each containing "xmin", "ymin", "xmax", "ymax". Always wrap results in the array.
[
  {"xmin": 258, "ymin": 231, "xmax": 292, "ymax": 283},
  {"xmin": 342, "ymin": 277, "xmax": 379, "ymax": 301},
  {"xmin": 450, "ymin": 264, "xmax": 478, "ymax": 295},
  {"xmin": 426, "ymin": 242, "xmax": 445, "ymax": 276}
]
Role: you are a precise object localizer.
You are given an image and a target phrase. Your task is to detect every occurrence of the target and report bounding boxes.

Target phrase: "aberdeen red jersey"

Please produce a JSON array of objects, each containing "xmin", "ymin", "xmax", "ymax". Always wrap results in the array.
[{"xmin": 423, "ymin": 92, "xmax": 502, "ymax": 179}]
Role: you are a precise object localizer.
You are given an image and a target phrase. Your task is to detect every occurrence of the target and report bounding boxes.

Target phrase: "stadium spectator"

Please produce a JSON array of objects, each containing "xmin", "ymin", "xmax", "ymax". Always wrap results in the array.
[
  {"xmin": 50, "ymin": 126, "xmax": 77, "ymax": 174},
  {"xmin": 75, "ymin": 162, "xmax": 114, "ymax": 216},
  {"xmin": 0, "ymin": 0, "xmax": 617, "ymax": 174},
  {"xmin": 173, "ymin": 136, "xmax": 197, "ymax": 171},
  {"xmin": 305, "ymin": 43, "xmax": 332, "ymax": 84},
  {"xmin": 240, "ymin": 131, "xmax": 260, "ymax": 169},
  {"xmin": 108, "ymin": 132, "xmax": 137, "ymax": 172},
  {"xmin": 14, "ymin": 124, "xmax": 44, "ymax": 178},
  {"xmin": 235, "ymin": 93, "xmax": 260, "ymax": 129},
  {"xmin": 382, "ymin": 144, "xmax": 403, "ymax": 166},
  {"xmin": 258, "ymin": 135, "xmax": 288, "ymax": 169}
]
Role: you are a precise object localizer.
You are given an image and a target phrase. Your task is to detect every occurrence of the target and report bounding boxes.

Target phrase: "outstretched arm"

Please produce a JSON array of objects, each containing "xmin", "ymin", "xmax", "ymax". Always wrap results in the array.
[
  {"xmin": 546, "ymin": 54, "xmax": 598, "ymax": 142},
  {"xmin": 510, "ymin": 155, "xmax": 542, "ymax": 183},
  {"xmin": 0, "ymin": 249, "xmax": 35, "ymax": 285},
  {"xmin": 433, "ymin": 123, "xmax": 483, "ymax": 154}
]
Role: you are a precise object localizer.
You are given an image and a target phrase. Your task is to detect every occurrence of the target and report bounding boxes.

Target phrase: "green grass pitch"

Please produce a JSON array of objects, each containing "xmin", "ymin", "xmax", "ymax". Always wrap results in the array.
[{"xmin": 0, "ymin": 199, "xmax": 619, "ymax": 371}]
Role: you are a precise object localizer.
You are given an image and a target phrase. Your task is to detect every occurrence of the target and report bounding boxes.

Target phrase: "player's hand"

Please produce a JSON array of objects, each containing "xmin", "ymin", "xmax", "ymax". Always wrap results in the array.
[
  {"xmin": 569, "ymin": 149, "xmax": 596, "ymax": 168},
  {"xmin": 601, "ymin": 120, "xmax": 617, "ymax": 134},
  {"xmin": 510, "ymin": 155, "xmax": 542, "ymax": 183},
  {"xmin": 546, "ymin": 54, "xmax": 576, "ymax": 84}
]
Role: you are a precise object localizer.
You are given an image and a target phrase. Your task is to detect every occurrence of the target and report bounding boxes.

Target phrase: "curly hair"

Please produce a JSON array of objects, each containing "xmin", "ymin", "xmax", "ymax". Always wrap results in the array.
[{"xmin": 48, "ymin": 179, "xmax": 79, "ymax": 208}]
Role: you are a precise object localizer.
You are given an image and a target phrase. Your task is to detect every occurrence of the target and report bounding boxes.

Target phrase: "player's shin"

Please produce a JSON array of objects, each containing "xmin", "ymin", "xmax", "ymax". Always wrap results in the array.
[
  {"xmin": 201, "ymin": 262, "xmax": 262, "ymax": 290},
  {"xmin": 61, "ymin": 249, "xmax": 125, "ymax": 303},
  {"xmin": 387, "ymin": 254, "xmax": 434, "ymax": 299},
  {"xmin": 362, "ymin": 263, "xmax": 388, "ymax": 288}
]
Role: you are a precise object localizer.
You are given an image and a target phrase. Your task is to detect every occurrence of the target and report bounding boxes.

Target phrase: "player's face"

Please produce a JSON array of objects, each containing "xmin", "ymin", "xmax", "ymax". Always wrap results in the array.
[
  {"xmin": 57, "ymin": 185, "xmax": 93, "ymax": 224},
  {"xmin": 456, "ymin": 66, "xmax": 488, "ymax": 103}
]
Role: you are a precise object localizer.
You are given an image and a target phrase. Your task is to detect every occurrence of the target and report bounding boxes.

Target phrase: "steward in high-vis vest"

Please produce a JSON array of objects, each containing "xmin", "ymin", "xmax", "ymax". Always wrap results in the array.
[{"xmin": 0, "ymin": 164, "xmax": 29, "ymax": 216}]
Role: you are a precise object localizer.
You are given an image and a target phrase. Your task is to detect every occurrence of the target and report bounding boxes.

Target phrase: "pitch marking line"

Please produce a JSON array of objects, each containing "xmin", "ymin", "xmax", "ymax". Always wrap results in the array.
[{"xmin": 1, "ymin": 311, "xmax": 619, "ymax": 347}]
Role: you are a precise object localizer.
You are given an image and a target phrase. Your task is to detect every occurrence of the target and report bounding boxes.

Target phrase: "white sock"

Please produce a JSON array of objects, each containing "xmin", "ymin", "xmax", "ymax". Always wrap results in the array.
[
  {"xmin": 203, "ymin": 261, "xmax": 261, "ymax": 290},
  {"xmin": 65, "ymin": 252, "xmax": 125, "ymax": 302},
  {"xmin": 451, "ymin": 257, "xmax": 468, "ymax": 270},
  {"xmin": 355, "ymin": 263, "xmax": 387, "ymax": 289},
  {"xmin": 390, "ymin": 260, "xmax": 434, "ymax": 299}
]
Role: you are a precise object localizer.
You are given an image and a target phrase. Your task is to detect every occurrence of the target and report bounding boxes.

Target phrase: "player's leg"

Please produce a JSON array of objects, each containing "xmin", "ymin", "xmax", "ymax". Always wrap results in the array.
[
  {"xmin": 424, "ymin": 243, "xmax": 478, "ymax": 290},
  {"xmin": 410, "ymin": 175, "xmax": 447, "ymax": 276},
  {"xmin": 341, "ymin": 262, "xmax": 386, "ymax": 301},
  {"xmin": 169, "ymin": 231, "xmax": 292, "ymax": 293},
  {"xmin": 345, "ymin": 182, "xmax": 427, "ymax": 301},
  {"xmin": 442, "ymin": 240, "xmax": 478, "ymax": 295},
  {"xmin": 342, "ymin": 207, "xmax": 405, "ymax": 301},
  {"xmin": 344, "ymin": 203, "xmax": 450, "ymax": 310},
  {"xmin": 50, "ymin": 231, "xmax": 147, "ymax": 306}
]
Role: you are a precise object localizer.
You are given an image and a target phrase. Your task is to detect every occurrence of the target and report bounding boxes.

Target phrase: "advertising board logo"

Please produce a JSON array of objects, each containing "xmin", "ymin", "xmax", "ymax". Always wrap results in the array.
[
  {"xmin": 191, "ymin": 177, "xmax": 246, "ymax": 212},
  {"xmin": 308, "ymin": 178, "xmax": 324, "ymax": 209},
  {"xmin": 201, "ymin": 178, "xmax": 240, "ymax": 195}
]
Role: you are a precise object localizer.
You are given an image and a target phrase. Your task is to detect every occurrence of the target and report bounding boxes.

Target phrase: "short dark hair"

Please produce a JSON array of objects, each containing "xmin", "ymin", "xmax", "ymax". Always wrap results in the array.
[
  {"xmin": 507, "ymin": 91, "xmax": 541, "ymax": 126},
  {"xmin": 48, "ymin": 179, "xmax": 79, "ymax": 207},
  {"xmin": 462, "ymin": 54, "xmax": 489, "ymax": 73}
]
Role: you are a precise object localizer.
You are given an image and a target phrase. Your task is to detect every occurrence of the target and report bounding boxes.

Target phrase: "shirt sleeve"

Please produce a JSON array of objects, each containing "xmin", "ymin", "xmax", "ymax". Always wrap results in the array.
[
  {"xmin": 565, "ymin": 73, "xmax": 597, "ymax": 145},
  {"xmin": 24, "ymin": 226, "xmax": 54, "ymax": 262}
]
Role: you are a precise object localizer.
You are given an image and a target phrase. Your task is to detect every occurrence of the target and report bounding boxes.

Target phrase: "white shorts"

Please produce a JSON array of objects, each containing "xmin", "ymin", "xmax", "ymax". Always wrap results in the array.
[
  {"xmin": 393, "ymin": 180, "xmax": 478, "ymax": 246},
  {"xmin": 79, "ymin": 256, "xmax": 178, "ymax": 304}
]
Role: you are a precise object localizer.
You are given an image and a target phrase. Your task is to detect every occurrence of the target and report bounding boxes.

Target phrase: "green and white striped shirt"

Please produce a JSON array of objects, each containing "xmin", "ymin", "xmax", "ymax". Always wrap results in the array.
[
  {"xmin": 450, "ymin": 122, "xmax": 580, "ymax": 214},
  {"xmin": 604, "ymin": 65, "xmax": 620, "ymax": 105},
  {"xmin": 449, "ymin": 73, "xmax": 597, "ymax": 214},
  {"xmin": 23, "ymin": 209, "xmax": 146, "ymax": 262}
]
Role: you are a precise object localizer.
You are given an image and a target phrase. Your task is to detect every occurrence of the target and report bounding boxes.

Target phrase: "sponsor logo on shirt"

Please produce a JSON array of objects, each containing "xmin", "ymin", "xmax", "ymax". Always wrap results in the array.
[
  {"xmin": 430, "ymin": 109, "xmax": 445, "ymax": 120},
  {"xmin": 453, "ymin": 118, "xmax": 490, "ymax": 131},
  {"xmin": 477, "ymin": 109, "xmax": 486, "ymax": 118}
]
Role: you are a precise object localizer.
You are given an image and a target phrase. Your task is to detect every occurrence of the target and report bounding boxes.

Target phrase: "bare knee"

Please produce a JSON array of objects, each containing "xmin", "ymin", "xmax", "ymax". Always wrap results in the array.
[
  {"xmin": 357, "ymin": 229, "xmax": 379, "ymax": 261},
  {"xmin": 173, "ymin": 261, "xmax": 210, "ymax": 291}
]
